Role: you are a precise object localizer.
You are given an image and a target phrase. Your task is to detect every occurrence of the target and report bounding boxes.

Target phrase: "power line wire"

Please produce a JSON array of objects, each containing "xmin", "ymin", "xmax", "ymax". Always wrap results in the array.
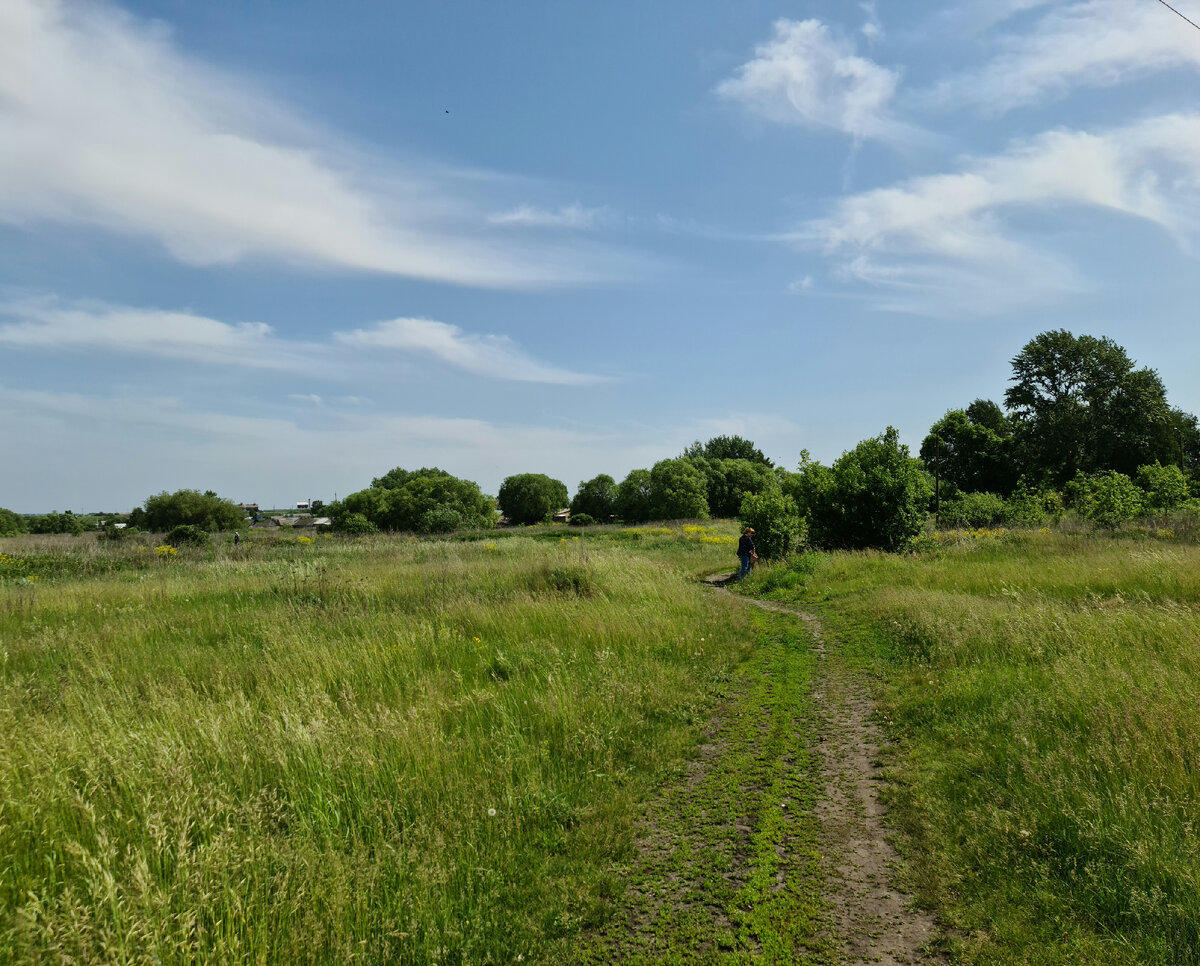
[{"xmin": 1156, "ymin": 0, "xmax": 1200, "ymax": 33}]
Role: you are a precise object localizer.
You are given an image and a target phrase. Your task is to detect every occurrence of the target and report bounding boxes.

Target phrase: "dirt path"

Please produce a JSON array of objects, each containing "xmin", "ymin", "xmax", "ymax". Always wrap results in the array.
[{"xmin": 704, "ymin": 574, "xmax": 939, "ymax": 965}]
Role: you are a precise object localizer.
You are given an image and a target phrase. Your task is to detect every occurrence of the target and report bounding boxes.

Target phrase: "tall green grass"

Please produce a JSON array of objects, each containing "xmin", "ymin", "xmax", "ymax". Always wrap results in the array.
[
  {"xmin": 743, "ymin": 531, "xmax": 1200, "ymax": 964},
  {"xmin": 1, "ymin": 527, "xmax": 751, "ymax": 964}
]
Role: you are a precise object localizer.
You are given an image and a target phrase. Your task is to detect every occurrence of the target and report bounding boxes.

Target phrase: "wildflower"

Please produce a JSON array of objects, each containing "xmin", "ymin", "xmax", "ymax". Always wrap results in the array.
[
  {"xmin": 487, "ymin": 808, "xmax": 497, "ymax": 817},
  {"xmin": 473, "ymin": 637, "xmax": 481, "ymax": 643}
]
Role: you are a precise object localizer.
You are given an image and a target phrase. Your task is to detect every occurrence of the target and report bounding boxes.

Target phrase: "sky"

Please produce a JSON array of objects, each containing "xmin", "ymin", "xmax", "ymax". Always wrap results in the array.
[{"xmin": 4, "ymin": 0, "xmax": 1200, "ymax": 512}]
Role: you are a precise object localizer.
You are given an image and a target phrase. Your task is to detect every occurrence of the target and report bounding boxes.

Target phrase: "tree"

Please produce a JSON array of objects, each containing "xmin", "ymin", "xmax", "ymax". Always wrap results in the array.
[
  {"xmin": 615, "ymin": 469, "xmax": 652, "ymax": 523},
  {"xmin": 649, "ymin": 458, "xmax": 709, "ymax": 520},
  {"xmin": 921, "ymin": 403, "xmax": 1015, "ymax": 496},
  {"xmin": 1071, "ymin": 471, "xmax": 1143, "ymax": 529},
  {"xmin": 570, "ymin": 474, "xmax": 618, "ymax": 521},
  {"xmin": 1005, "ymin": 330, "xmax": 1173, "ymax": 485},
  {"xmin": 0, "ymin": 507, "xmax": 26, "ymax": 536},
  {"xmin": 683, "ymin": 434, "xmax": 773, "ymax": 467},
  {"xmin": 141, "ymin": 490, "xmax": 244, "ymax": 532},
  {"xmin": 497, "ymin": 473, "xmax": 568, "ymax": 525},
  {"xmin": 808, "ymin": 428, "xmax": 932, "ymax": 551},
  {"xmin": 688, "ymin": 457, "xmax": 777, "ymax": 518},
  {"xmin": 1135, "ymin": 462, "xmax": 1190, "ymax": 511},
  {"xmin": 331, "ymin": 468, "xmax": 493, "ymax": 533}
]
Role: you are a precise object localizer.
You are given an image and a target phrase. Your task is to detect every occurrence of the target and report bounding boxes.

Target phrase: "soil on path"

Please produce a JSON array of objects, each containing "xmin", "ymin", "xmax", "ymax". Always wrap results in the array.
[{"xmin": 704, "ymin": 573, "xmax": 939, "ymax": 965}]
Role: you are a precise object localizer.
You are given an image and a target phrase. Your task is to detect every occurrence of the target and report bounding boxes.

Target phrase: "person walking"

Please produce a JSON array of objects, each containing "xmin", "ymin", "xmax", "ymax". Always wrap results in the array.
[{"xmin": 735, "ymin": 526, "xmax": 756, "ymax": 582}]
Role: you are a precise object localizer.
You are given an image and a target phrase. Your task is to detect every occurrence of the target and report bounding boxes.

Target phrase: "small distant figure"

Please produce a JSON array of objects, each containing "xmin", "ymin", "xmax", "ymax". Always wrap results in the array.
[
  {"xmin": 735, "ymin": 527, "xmax": 756, "ymax": 582},
  {"xmin": 233, "ymin": 532, "xmax": 241, "ymax": 547}
]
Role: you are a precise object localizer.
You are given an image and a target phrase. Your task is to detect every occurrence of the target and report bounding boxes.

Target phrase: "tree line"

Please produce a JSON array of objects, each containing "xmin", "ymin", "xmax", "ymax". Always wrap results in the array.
[{"xmin": 2, "ymin": 331, "xmax": 1194, "ymax": 554}]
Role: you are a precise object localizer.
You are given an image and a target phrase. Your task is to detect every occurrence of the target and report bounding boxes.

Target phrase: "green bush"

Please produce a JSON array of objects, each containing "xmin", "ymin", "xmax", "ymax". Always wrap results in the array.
[
  {"xmin": 738, "ymin": 490, "xmax": 804, "ymax": 560},
  {"xmin": 1074, "ymin": 471, "xmax": 1144, "ymax": 529},
  {"xmin": 336, "ymin": 512, "xmax": 378, "ymax": 535},
  {"xmin": 1004, "ymin": 482, "xmax": 1064, "ymax": 527},
  {"xmin": 0, "ymin": 507, "xmax": 26, "ymax": 536},
  {"xmin": 142, "ymin": 490, "xmax": 243, "ymax": 532},
  {"xmin": 1136, "ymin": 462, "xmax": 1190, "ymax": 511},
  {"xmin": 809, "ymin": 428, "xmax": 932, "ymax": 552},
  {"xmin": 615, "ymin": 469, "xmax": 652, "ymax": 523},
  {"xmin": 939, "ymin": 491, "xmax": 1007, "ymax": 529},
  {"xmin": 568, "ymin": 512, "xmax": 596, "ymax": 527},
  {"xmin": 498, "ymin": 473, "xmax": 569, "ymax": 525},
  {"xmin": 418, "ymin": 506, "xmax": 463, "ymax": 534},
  {"xmin": 164, "ymin": 524, "xmax": 211, "ymax": 547},
  {"xmin": 335, "ymin": 468, "xmax": 494, "ymax": 532}
]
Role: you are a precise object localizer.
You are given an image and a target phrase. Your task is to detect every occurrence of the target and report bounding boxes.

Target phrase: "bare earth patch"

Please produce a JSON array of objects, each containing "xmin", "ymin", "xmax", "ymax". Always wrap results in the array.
[{"xmin": 705, "ymin": 574, "xmax": 940, "ymax": 964}]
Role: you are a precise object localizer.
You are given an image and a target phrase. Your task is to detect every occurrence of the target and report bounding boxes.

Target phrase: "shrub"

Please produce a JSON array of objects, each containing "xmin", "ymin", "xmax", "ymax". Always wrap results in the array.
[
  {"xmin": 164, "ymin": 524, "xmax": 211, "ymax": 547},
  {"xmin": 568, "ymin": 512, "xmax": 596, "ymax": 527},
  {"xmin": 498, "ymin": 473, "xmax": 569, "ymax": 525},
  {"xmin": 1004, "ymin": 482, "xmax": 1064, "ymax": 527},
  {"xmin": 0, "ymin": 507, "xmax": 26, "ymax": 536},
  {"xmin": 808, "ymin": 427, "xmax": 932, "ymax": 552},
  {"xmin": 939, "ymin": 491, "xmax": 1007, "ymax": 529},
  {"xmin": 1136, "ymin": 462, "xmax": 1190, "ymax": 511},
  {"xmin": 335, "ymin": 468, "xmax": 494, "ymax": 532},
  {"xmin": 1076, "ymin": 471, "xmax": 1144, "ymax": 529},
  {"xmin": 336, "ymin": 512, "xmax": 378, "ymax": 535},
  {"xmin": 739, "ymin": 490, "xmax": 804, "ymax": 560},
  {"xmin": 418, "ymin": 506, "xmax": 462, "ymax": 534}
]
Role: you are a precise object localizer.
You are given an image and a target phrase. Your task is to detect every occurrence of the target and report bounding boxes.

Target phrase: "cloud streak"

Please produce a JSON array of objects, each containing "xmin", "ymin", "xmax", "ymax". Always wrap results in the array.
[
  {"xmin": 0, "ymin": 0, "xmax": 632, "ymax": 287},
  {"xmin": 336, "ymin": 318, "xmax": 610, "ymax": 385},
  {"xmin": 800, "ymin": 114, "xmax": 1200, "ymax": 313}
]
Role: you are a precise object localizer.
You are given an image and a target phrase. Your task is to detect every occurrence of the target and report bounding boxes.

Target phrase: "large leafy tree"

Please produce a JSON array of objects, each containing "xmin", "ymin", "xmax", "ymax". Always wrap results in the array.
[
  {"xmin": 0, "ymin": 507, "xmax": 27, "ymax": 536},
  {"xmin": 1005, "ymin": 330, "xmax": 1173, "ymax": 485},
  {"xmin": 615, "ymin": 469, "xmax": 652, "ymax": 523},
  {"xmin": 688, "ymin": 457, "xmax": 777, "ymax": 517},
  {"xmin": 920, "ymin": 400, "xmax": 1015, "ymax": 495},
  {"xmin": 333, "ymin": 467, "xmax": 493, "ymax": 533},
  {"xmin": 649, "ymin": 458, "xmax": 710, "ymax": 520},
  {"xmin": 142, "ymin": 490, "xmax": 244, "ymax": 532},
  {"xmin": 682, "ymin": 434, "xmax": 773, "ymax": 467},
  {"xmin": 497, "ymin": 473, "xmax": 569, "ymax": 525},
  {"xmin": 570, "ymin": 474, "xmax": 618, "ymax": 521}
]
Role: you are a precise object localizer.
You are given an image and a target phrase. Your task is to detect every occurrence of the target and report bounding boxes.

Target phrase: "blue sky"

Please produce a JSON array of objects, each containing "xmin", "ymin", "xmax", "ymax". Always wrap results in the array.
[{"xmin": 3, "ymin": 0, "xmax": 1200, "ymax": 512}]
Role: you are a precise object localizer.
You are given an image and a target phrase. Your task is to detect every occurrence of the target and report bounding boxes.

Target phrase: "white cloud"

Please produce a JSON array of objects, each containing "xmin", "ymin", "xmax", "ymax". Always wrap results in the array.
[
  {"xmin": 488, "ymin": 203, "xmax": 615, "ymax": 230},
  {"xmin": 0, "ymin": 0, "xmax": 629, "ymax": 287},
  {"xmin": 0, "ymin": 297, "xmax": 316, "ymax": 368},
  {"xmin": 289, "ymin": 394, "xmax": 323, "ymax": 405},
  {"xmin": 716, "ymin": 18, "xmax": 913, "ymax": 143},
  {"xmin": 930, "ymin": 0, "xmax": 1200, "ymax": 112},
  {"xmin": 800, "ymin": 114, "xmax": 1200, "ymax": 313},
  {"xmin": 335, "ymin": 317, "xmax": 611, "ymax": 385}
]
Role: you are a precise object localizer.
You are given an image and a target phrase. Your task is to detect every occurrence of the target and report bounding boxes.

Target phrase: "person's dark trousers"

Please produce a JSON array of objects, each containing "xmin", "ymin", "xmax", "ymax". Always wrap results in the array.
[{"xmin": 736, "ymin": 553, "xmax": 751, "ymax": 582}]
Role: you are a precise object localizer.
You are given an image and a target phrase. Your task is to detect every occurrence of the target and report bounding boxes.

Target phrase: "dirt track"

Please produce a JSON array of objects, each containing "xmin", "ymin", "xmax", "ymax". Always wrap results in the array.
[{"xmin": 704, "ymin": 574, "xmax": 939, "ymax": 964}]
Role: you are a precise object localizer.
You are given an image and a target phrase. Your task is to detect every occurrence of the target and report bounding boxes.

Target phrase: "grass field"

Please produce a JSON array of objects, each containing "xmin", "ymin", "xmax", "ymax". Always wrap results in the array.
[
  {"xmin": 1, "ymin": 525, "xmax": 759, "ymax": 964},
  {"xmin": 5, "ymin": 523, "xmax": 1200, "ymax": 964},
  {"xmin": 740, "ymin": 530, "xmax": 1200, "ymax": 964}
]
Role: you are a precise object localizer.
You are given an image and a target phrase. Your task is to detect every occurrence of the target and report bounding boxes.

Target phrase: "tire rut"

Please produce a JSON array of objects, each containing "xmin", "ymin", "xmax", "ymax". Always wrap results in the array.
[{"xmin": 704, "ymin": 574, "xmax": 939, "ymax": 965}]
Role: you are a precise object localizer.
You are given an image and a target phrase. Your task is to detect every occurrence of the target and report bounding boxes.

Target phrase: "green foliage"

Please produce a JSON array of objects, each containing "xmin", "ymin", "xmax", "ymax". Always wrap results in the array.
[
  {"xmin": 939, "ymin": 491, "xmax": 1008, "ymax": 529},
  {"xmin": 738, "ymin": 490, "xmax": 804, "ymax": 560},
  {"xmin": 615, "ymin": 468, "xmax": 652, "ymax": 523},
  {"xmin": 777, "ymin": 450, "xmax": 834, "ymax": 523},
  {"xmin": 649, "ymin": 458, "xmax": 709, "ymax": 520},
  {"xmin": 689, "ymin": 457, "xmax": 777, "ymax": 517},
  {"xmin": 0, "ymin": 507, "xmax": 27, "ymax": 536},
  {"xmin": 808, "ymin": 428, "xmax": 932, "ymax": 552},
  {"xmin": 164, "ymin": 524, "xmax": 211, "ymax": 547},
  {"xmin": 28, "ymin": 511, "xmax": 87, "ymax": 535},
  {"xmin": 1006, "ymin": 330, "xmax": 1174, "ymax": 484},
  {"xmin": 922, "ymin": 404, "xmax": 1015, "ymax": 495},
  {"xmin": 498, "ymin": 473, "xmax": 569, "ymax": 526},
  {"xmin": 142, "ymin": 490, "xmax": 244, "ymax": 532},
  {"xmin": 570, "ymin": 474, "xmax": 618, "ymax": 521},
  {"xmin": 1071, "ymin": 471, "xmax": 1144, "ymax": 529},
  {"xmin": 682, "ymin": 434, "xmax": 773, "ymax": 467},
  {"xmin": 568, "ymin": 512, "xmax": 596, "ymax": 527},
  {"xmin": 336, "ymin": 468, "xmax": 494, "ymax": 533},
  {"xmin": 1004, "ymin": 481, "xmax": 1065, "ymax": 528},
  {"xmin": 1136, "ymin": 461, "xmax": 1191, "ymax": 511}
]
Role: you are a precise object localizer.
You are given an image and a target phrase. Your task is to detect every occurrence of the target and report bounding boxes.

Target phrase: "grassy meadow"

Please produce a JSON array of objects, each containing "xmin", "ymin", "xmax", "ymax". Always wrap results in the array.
[
  {"xmin": 740, "ymin": 529, "xmax": 1200, "ymax": 964},
  {"xmin": 0, "ymin": 525, "xmax": 759, "ymax": 964}
]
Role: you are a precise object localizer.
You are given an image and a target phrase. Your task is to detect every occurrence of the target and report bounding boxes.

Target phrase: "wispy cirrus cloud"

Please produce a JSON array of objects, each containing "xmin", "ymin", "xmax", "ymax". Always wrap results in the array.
[
  {"xmin": 0, "ymin": 297, "xmax": 314, "ymax": 368},
  {"xmin": 716, "ymin": 18, "xmax": 917, "ymax": 144},
  {"xmin": 799, "ymin": 113, "xmax": 1200, "ymax": 313},
  {"xmin": 928, "ymin": 0, "xmax": 1200, "ymax": 112},
  {"xmin": 335, "ymin": 317, "xmax": 611, "ymax": 385},
  {"xmin": 0, "ymin": 0, "xmax": 635, "ymax": 287},
  {"xmin": 488, "ymin": 203, "xmax": 616, "ymax": 230}
]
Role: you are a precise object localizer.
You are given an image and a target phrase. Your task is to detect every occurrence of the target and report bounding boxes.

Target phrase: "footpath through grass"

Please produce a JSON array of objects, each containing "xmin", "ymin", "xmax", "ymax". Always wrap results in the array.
[
  {"xmin": 1, "ymin": 525, "xmax": 757, "ymax": 964},
  {"xmin": 738, "ymin": 530, "xmax": 1200, "ymax": 965}
]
